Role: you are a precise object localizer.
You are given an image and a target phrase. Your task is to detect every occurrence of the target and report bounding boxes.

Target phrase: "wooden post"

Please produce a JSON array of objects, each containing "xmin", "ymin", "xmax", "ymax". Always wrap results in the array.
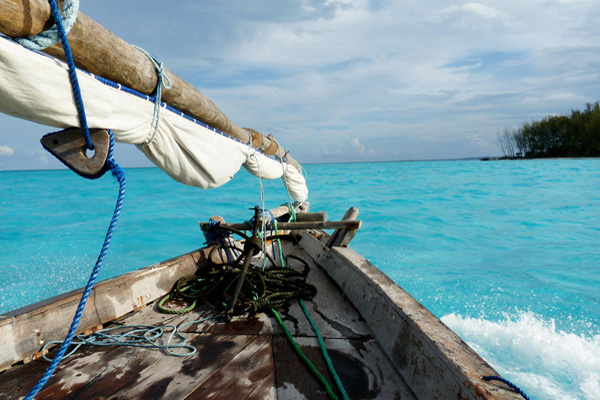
[
  {"xmin": 0, "ymin": 0, "xmax": 301, "ymax": 172},
  {"xmin": 326, "ymin": 207, "xmax": 360, "ymax": 247}
]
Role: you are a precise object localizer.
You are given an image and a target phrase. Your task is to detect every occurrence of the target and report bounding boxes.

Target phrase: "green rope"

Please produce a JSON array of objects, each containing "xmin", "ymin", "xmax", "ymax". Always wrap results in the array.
[
  {"xmin": 272, "ymin": 219, "xmax": 286, "ymax": 267},
  {"xmin": 157, "ymin": 242, "xmax": 316, "ymax": 316},
  {"xmin": 300, "ymin": 299, "xmax": 350, "ymax": 400},
  {"xmin": 284, "ymin": 202, "xmax": 297, "ymax": 223},
  {"xmin": 158, "ymin": 223, "xmax": 348, "ymax": 399},
  {"xmin": 271, "ymin": 308, "xmax": 339, "ymax": 400},
  {"xmin": 274, "ymin": 217, "xmax": 350, "ymax": 400},
  {"xmin": 157, "ymin": 292, "xmax": 198, "ymax": 314}
]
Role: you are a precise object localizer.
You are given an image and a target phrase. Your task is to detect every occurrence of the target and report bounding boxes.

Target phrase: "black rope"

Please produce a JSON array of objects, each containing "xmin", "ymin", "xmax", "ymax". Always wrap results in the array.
[{"xmin": 158, "ymin": 232, "xmax": 315, "ymax": 316}]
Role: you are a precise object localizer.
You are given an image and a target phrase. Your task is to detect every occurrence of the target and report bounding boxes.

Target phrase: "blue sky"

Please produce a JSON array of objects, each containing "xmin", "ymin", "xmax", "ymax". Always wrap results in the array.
[{"xmin": 1, "ymin": 0, "xmax": 600, "ymax": 170}]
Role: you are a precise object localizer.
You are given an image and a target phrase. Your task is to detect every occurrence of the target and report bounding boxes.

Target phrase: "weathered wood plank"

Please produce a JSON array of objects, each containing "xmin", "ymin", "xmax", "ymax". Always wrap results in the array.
[
  {"xmin": 296, "ymin": 211, "xmax": 327, "ymax": 222},
  {"xmin": 274, "ymin": 242, "xmax": 372, "ymax": 339},
  {"xmin": 120, "ymin": 239, "xmax": 371, "ymax": 340},
  {"xmin": 183, "ymin": 335, "xmax": 274, "ymax": 399},
  {"xmin": 0, "ymin": 248, "xmax": 208, "ymax": 371},
  {"xmin": 273, "ymin": 336, "xmax": 415, "ymax": 400},
  {"xmin": 300, "ymin": 232, "xmax": 524, "ymax": 400},
  {"xmin": 0, "ymin": 334, "xmax": 258, "ymax": 399},
  {"xmin": 200, "ymin": 220, "xmax": 361, "ymax": 232},
  {"xmin": 0, "ymin": 0, "xmax": 302, "ymax": 171},
  {"xmin": 245, "ymin": 370, "xmax": 277, "ymax": 400}
]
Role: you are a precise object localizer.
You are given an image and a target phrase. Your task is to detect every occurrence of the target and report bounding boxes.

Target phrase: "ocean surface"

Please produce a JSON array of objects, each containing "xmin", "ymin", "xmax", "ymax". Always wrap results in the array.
[{"xmin": 1, "ymin": 159, "xmax": 599, "ymax": 399}]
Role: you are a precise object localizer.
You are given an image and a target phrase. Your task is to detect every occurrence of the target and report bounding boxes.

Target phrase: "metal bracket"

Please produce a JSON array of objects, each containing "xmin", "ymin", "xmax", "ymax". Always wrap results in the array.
[{"xmin": 41, "ymin": 128, "xmax": 110, "ymax": 178}]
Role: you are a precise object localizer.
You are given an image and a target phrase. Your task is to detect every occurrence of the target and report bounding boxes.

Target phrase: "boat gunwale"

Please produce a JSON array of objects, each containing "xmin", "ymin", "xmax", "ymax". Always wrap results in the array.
[
  {"xmin": 299, "ymin": 230, "xmax": 524, "ymax": 400},
  {"xmin": 0, "ymin": 247, "xmax": 207, "ymax": 370}
]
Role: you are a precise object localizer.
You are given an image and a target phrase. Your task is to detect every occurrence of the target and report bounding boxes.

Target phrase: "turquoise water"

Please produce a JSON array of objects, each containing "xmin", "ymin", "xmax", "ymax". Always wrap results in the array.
[{"xmin": 1, "ymin": 159, "xmax": 599, "ymax": 399}]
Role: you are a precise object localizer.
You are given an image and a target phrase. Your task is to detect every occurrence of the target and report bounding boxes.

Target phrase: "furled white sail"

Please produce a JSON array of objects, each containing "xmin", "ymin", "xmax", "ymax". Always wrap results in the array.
[{"xmin": 0, "ymin": 36, "xmax": 308, "ymax": 202}]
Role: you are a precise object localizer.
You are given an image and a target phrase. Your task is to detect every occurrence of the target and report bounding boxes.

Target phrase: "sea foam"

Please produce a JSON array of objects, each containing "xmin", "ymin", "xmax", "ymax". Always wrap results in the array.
[{"xmin": 442, "ymin": 311, "xmax": 600, "ymax": 400}]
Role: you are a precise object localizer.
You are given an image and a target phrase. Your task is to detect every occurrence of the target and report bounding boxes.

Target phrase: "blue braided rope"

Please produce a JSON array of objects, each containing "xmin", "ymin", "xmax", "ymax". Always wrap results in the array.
[
  {"xmin": 24, "ymin": 1, "xmax": 126, "ymax": 397},
  {"xmin": 482, "ymin": 376, "xmax": 530, "ymax": 400},
  {"xmin": 25, "ymin": 132, "xmax": 126, "ymax": 399},
  {"xmin": 15, "ymin": 0, "xmax": 78, "ymax": 51},
  {"xmin": 41, "ymin": 0, "xmax": 93, "ymax": 150}
]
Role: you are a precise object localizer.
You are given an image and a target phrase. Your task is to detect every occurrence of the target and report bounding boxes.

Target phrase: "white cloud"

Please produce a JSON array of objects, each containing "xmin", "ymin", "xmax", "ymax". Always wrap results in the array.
[
  {"xmin": 3, "ymin": 0, "xmax": 600, "ymax": 168},
  {"xmin": 0, "ymin": 145, "xmax": 14, "ymax": 156},
  {"xmin": 29, "ymin": 149, "xmax": 50, "ymax": 165},
  {"xmin": 351, "ymin": 138, "xmax": 366, "ymax": 154}
]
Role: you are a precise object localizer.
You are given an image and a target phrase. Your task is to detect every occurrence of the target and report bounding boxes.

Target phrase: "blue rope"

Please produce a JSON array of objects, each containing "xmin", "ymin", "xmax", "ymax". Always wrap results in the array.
[
  {"xmin": 24, "ymin": 1, "xmax": 127, "ymax": 398},
  {"xmin": 482, "ymin": 376, "xmax": 531, "ymax": 400},
  {"xmin": 25, "ymin": 133, "xmax": 125, "ymax": 399},
  {"xmin": 45, "ymin": 0, "xmax": 93, "ymax": 150},
  {"xmin": 15, "ymin": 0, "xmax": 78, "ymax": 51},
  {"xmin": 19, "ymin": 0, "xmax": 93, "ymax": 151}
]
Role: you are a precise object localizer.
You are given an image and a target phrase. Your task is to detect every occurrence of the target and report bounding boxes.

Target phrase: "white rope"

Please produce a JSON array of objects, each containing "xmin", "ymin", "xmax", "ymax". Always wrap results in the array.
[
  {"xmin": 244, "ymin": 130, "xmax": 269, "ymax": 269},
  {"xmin": 274, "ymin": 138, "xmax": 303, "ymax": 221}
]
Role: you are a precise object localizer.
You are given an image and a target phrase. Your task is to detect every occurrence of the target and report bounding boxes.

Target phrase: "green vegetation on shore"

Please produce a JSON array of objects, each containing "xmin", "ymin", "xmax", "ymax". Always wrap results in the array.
[{"xmin": 497, "ymin": 102, "xmax": 600, "ymax": 158}]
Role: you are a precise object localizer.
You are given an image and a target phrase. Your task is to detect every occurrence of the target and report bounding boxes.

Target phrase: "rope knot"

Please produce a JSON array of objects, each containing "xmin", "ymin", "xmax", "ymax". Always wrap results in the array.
[{"xmin": 133, "ymin": 46, "xmax": 172, "ymax": 146}]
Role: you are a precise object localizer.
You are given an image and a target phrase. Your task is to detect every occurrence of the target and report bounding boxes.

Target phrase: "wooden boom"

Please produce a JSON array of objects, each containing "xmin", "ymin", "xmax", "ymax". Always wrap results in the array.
[{"xmin": 0, "ymin": 0, "xmax": 301, "ymax": 172}]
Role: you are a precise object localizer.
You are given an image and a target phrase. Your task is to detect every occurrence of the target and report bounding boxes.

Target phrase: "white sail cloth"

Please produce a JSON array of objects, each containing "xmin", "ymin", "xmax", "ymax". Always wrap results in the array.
[{"xmin": 0, "ymin": 37, "xmax": 308, "ymax": 202}]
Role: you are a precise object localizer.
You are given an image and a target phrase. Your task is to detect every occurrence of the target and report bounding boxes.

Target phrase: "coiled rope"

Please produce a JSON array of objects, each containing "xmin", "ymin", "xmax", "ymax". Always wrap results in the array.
[
  {"xmin": 23, "ymin": 1, "xmax": 126, "ymax": 398},
  {"xmin": 40, "ymin": 316, "xmax": 220, "ymax": 359},
  {"xmin": 157, "ymin": 237, "xmax": 317, "ymax": 315},
  {"xmin": 164, "ymin": 220, "xmax": 349, "ymax": 400}
]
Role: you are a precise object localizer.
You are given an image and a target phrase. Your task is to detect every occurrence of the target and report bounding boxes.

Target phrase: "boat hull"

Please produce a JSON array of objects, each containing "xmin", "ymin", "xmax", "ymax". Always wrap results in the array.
[{"xmin": 0, "ymin": 230, "xmax": 521, "ymax": 399}]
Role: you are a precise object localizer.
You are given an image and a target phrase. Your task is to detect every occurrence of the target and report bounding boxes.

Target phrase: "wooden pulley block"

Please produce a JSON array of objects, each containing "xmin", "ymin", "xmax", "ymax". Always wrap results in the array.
[{"xmin": 41, "ymin": 128, "xmax": 110, "ymax": 178}]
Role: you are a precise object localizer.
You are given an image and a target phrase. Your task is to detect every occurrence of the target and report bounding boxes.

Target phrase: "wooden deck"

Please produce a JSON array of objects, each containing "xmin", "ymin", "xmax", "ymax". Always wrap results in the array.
[{"xmin": 0, "ymin": 243, "xmax": 415, "ymax": 400}]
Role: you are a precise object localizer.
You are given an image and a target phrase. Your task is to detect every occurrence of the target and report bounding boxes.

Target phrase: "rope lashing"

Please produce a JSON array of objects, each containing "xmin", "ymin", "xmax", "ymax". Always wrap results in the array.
[
  {"xmin": 133, "ymin": 46, "xmax": 172, "ymax": 146},
  {"xmin": 16, "ymin": 0, "xmax": 93, "ymax": 151},
  {"xmin": 25, "ymin": 1, "xmax": 126, "ymax": 398},
  {"xmin": 482, "ymin": 376, "xmax": 530, "ymax": 400},
  {"xmin": 15, "ymin": 0, "xmax": 79, "ymax": 51}
]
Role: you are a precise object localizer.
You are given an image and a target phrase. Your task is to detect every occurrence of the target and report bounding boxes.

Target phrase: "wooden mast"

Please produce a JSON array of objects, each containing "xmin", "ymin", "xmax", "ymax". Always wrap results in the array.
[{"xmin": 0, "ymin": 0, "xmax": 302, "ymax": 172}]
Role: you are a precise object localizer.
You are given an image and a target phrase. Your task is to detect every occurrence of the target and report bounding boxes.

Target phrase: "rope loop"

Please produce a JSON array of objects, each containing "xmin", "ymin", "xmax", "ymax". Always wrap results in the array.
[
  {"xmin": 15, "ymin": 0, "xmax": 79, "ymax": 51},
  {"xmin": 133, "ymin": 46, "xmax": 172, "ymax": 146},
  {"xmin": 40, "ymin": 315, "xmax": 221, "ymax": 360}
]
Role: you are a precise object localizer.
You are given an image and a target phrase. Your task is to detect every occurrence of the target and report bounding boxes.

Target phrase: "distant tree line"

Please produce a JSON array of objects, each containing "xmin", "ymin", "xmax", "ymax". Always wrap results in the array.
[{"xmin": 497, "ymin": 102, "xmax": 600, "ymax": 158}]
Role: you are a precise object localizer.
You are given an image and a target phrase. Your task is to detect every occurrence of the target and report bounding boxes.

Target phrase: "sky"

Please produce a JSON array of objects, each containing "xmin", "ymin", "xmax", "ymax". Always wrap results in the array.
[{"xmin": 1, "ymin": 0, "xmax": 600, "ymax": 170}]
